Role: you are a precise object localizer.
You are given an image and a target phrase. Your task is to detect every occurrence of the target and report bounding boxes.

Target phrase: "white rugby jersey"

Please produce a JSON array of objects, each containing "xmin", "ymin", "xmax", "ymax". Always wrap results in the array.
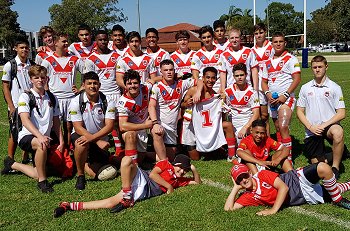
[
  {"xmin": 146, "ymin": 47, "xmax": 170, "ymax": 76},
  {"xmin": 213, "ymin": 39, "xmax": 231, "ymax": 51},
  {"xmin": 192, "ymin": 95, "xmax": 226, "ymax": 152},
  {"xmin": 41, "ymin": 53, "xmax": 83, "ymax": 99},
  {"xmin": 225, "ymin": 84, "xmax": 260, "ymax": 127},
  {"xmin": 150, "ymin": 78, "xmax": 195, "ymax": 132},
  {"xmin": 17, "ymin": 89, "xmax": 60, "ymax": 142},
  {"xmin": 107, "ymin": 41, "xmax": 129, "ymax": 57},
  {"xmin": 262, "ymin": 51, "xmax": 301, "ymax": 95},
  {"xmin": 35, "ymin": 46, "xmax": 54, "ymax": 65},
  {"xmin": 191, "ymin": 46, "xmax": 224, "ymax": 92},
  {"xmin": 116, "ymin": 51, "xmax": 156, "ymax": 84},
  {"xmin": 170, "ymin": 49, "xmax": 195, "ymax": 77},
  {"xmin": 297, "ymin": 77, "xmax": 345, "ymax": 138},
  {"xmin": 84, "ymin": 51, "xmax": 121, "ymax": 95},
  {"xmin": 219, "ymin": 46, "xmax": 258, "ymax": 87},
  {"xmin": 68, "ymin": 42, "xmax": 96, "ymax": 59},
  {"xmin": 117, "ymin": 83, "xmax": 152, "ymax": 124}
]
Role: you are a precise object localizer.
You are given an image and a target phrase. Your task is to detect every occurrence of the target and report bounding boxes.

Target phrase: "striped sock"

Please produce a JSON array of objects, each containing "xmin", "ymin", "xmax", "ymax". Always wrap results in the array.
[
  {"xmin": 122, "ymin": 187, "xmax": 132, "ymax": 200},
  {"xmin": 281, "ymin": 137, "xmax": 293, "ymax": 164},
  {"xmin": 276, "ymin": 132, "xmax": 282, "ymax": 142},
  {"xmin": 69, "ymin": 202, "xmax": 83, "ymax": 211},
  {"xmin": 112, "ymin": 130, "xmax": 122, "ymax": 151},
  {"xmin": 226, "ymin": 138, "xmax": 236, "ymax": 158},
  {"xmin": 337, "ymin": 182, "xmax": 350, "ymax": 193},
  {"xmin": 125, "ymin": 149, "xmax": 138, "ymax": 164},
  {"xmin": 323, "ymin": 175, "xmax": 343, "ymax": 203}
]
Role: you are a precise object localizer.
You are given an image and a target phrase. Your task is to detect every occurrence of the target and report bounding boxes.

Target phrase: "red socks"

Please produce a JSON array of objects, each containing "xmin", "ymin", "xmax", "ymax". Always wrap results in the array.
[
  {"xmin": 323, "ymin": 175, "xmax": 342, "ymax": 203},
  {"xmin": 226, "ymin": 138, "xmax": 236, "ymax": 158},
  {"xmin": 125, "ymin": 149, "xmax": 138, "ymax": 164}
]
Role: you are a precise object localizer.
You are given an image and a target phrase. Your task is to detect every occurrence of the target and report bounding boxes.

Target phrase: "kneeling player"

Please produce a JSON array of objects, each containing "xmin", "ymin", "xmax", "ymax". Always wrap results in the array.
[
  {"xmin": 224, "ymin": 162, "xmax": 350, "ymax": 215},
  {"xmin": 53, "ymin": 154, "xmax": 201, "ymax": 217}
]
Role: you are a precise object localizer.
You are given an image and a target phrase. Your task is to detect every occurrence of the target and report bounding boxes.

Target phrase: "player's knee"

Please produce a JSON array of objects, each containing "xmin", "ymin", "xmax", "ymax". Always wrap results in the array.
[
  {"xmin": 124, "ymin": 131, "xmax": 137, "ymax": 142},
  {"xmin": 121, "ymin": 156, "xmax": 133, "ymax": 167},
  {"xmin": 330, "ymin": 128, "xmax": 344, "ymax": 143}
]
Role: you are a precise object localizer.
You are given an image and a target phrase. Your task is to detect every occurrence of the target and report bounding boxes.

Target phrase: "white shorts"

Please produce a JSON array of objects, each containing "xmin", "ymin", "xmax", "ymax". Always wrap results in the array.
[
  {"xmin": 269, "ymin": 96, "xmax": 296, "ymax": 119},
  {"xmin": 233, "ymin": 125, "xmax": 244, "ymax": 145},
  {"xmin": 136, "ymin": 130, "xmax": 148, "ymax": 152},
  {"xmin": 131, "ymin": 167, "xmax": 163, "ymax": 201},
  {"xmin": 296, "ymin": 168, "xmax": 325, "ymax": 205},
  {"xmin": 258, "ymin": 91, "xmax": 268, "ymax": 106},
  {"xmin": 161, "ymin": 123, "xmax": 177, "ymax": 145},
  {"xmin": 58, "ymin": 97, "xmax": 73, "ymax": 122},
  {"xmin": 181, "ymin": 120, "xmax": 196, "ymax": 146}
]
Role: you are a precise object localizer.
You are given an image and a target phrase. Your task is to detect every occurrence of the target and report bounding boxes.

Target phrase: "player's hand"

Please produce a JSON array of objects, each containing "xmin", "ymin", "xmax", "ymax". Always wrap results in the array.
[
  {"xmin": 192, "ymin": 91, "xmax": 201, "ymax": 104},
  {"xmin": 270, "ymin": 159, "xmax": 279, "ymax": 167},
  {"xmin": 76, "ymin": 135, "xmax": 92, "ymax": 146},
  {"xmin": 231, "ymin": 176, "xmax": 243, "ymax": 189},
  {"xmin": 152, "ymin": 124, "xmax": 164, "ymax": 135},
  {"xmin": 238, "ymin": 127, "xmax": 248, "ymax": 139},
  {"xmin": 96, "ymin": 140, "xmax": 110, "ymax": 150},
  {"xmin": 257, "ymin": 160, "xmax": 270, "ymax": 169},
  {"xmin": 309, "ymin": 124, "xmax": 324, "ymax": 136},
  {"xmin": 186, "ymin": 98, "xmax": 194, "ymax": 107},
  {"xmin": 9, "ymin": 106, "xmax": 16, "ymax": 117},
  {"xmin": 166, "ymin": 185, "xmax": 174, "ymax": 194},
  {"xmin": 56, "ymin": 142, "xmax": 65, "ymax": 154},
  {"xmin": 144, "ymin": 118, "xmax": 153, "ymax": 129},
  {"xmin": 38, "ymin": 135, "xmax": 52, "ymax": 149},
  {"xmin": 219, "ymin": 91, "xmax": 226, "ymax": 100},
  {"xmin": 278, "ymin": 95, "xmax": 287, "ymax": 104},
  {"xmin": 36, "ymin": 46, "xmax": 46, "ymax": 52},
  {"xmin": 256, "ymin": 208, "xmax": 277, "ymax": 216},
  {"xmin": 72, "ymin": 85, "xmax": 79, "ymax": 95}
]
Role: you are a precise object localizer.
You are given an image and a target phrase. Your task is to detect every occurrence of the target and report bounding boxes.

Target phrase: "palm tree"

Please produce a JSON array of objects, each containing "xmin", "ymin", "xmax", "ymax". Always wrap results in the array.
[{"xmin": 219, "ymin": 5, "xmax": 243, "ymax": 30}]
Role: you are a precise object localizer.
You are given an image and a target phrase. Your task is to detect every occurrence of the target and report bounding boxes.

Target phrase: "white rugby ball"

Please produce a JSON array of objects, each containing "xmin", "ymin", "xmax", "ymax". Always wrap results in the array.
[{"xmin": 97, "ymin": 164, "xmax": 118, "ymax": 181}]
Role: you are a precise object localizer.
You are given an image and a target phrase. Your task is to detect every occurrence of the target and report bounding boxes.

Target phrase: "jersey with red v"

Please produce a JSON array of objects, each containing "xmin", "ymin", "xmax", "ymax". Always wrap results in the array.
[
  {"xmin": 195, "ymin": 50, "xmax": 222, "ymax": 64},
  {"xmin": 265, "ymin": 55, "xmax": 292, "ymax": 83},
  {"xmin": 171, "ymin": 51, "xmax": 193, "ymax": 67},
  {"xmin": 45, "ymin": 56, "xmax": 79, "ymax": 84},
  {"xmin": 74, "ymin": 43, "xmax": 95, "ymax": 57},
  {"xmin": 123, "ymin": 56, "xmax": 152, "ymax": 70},
  {"xmin": 88, "ymin": 53, "xmax": 120, "ymax": 78},
  {"xmin": 225, "ymin": 87, "xmax": 253, "ymax": 114},
  {"xmin": 252, "ymin": 45, "xmax": 273, "ymax": 62},
  {"xmin": 153, "ymin": 50, "xmax": 166, "ymax": 67},
  {"xmin": 123, "ymin": 85, "xmax": 150, "ymax": 119},
  {"xmin": 222, "ymin": 49, "xmax": 251, "ymax": 65},
  {"xmin": 157, "ymin": 80, "xmax": 183, "ymax": 110}
]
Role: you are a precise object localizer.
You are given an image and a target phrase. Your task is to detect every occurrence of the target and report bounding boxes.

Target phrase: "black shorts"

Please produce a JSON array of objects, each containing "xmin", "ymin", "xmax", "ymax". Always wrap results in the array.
[
  {"xmin": 71, "ymin": 133, "xmax": 109, "ymax": 165},
  {"xmin": 304, "ymin": 123, "xmax": 339, "ymax": 159},
  {"xmin": 18, "ymin": 135, "xmax": 35, "ymax": 154}
]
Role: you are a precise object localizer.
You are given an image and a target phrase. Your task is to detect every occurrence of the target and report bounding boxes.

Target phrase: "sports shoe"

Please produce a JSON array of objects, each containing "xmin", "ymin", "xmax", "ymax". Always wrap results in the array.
[
  {"xmin": 110, "ymin": 198, "xmax": 134, "ymax": 213},
  {"xmin": 37, "ymin": 180, "xmax": 54, "ymax": 193},
  {"xmin": 1, "ymin": 156, "xmax": 15, "ymax": 175},
  {"xmin": 53, "ymin": 202, "xmax": 71, "ymax": 218},
  {"xmin": 334, "ymin": 198, "xmax": 350, "ymax": 210},
  {"xmin": 332, "ymin": 167, "xmax": 340, "ymax": 180},
  {"xmin": 75, "ymin": 175, "xmax": 86, "ymax": 190}
]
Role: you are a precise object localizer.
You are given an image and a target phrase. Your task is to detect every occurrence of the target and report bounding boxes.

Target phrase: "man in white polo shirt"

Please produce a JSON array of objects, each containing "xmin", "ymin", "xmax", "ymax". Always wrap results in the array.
[
  {"xmin": 297, "ymin": 55, "xmax": 345, "ymax": 179},
  {"xmin": 69, "ymin": 71, "xmax": 116, "ymax": 190}
]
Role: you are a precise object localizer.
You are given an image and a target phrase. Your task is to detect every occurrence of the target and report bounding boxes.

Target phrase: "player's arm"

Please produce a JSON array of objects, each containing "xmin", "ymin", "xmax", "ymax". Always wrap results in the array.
[
  {"xmin": 149, "ymin": 72, "xmax": 161, "ymax": 83},
  {"xmin": 224, "ymin": 177, "xmax": 244, "ymax": 211},
  {"xmin": 119, "ymin": 116, "xmax": 152, "ymax": 132},
  {"xmin": 181, "ymin": 87, "xmax": 196, "ymax": 108},
  {"xmin": 256, "ymin": 177, "xmax": 288, "ymax": 216},
  {"xmin": 238, "ymin": 107, "xmax": 260, "ymax": 138},
  {"xmin": 188, "ymin": 164, "xmax": 201, "ymax": 185},
  {"xmin": 52, "ymin": 115, "xmax": 64, "ymax": 153},
  {"xmin": 2, "ymin": 81, "xmax": 15, "ymax": 113},
  {"xmin": 149, "ymin": 166, "xmax": 174, "ymax": 194},
  {"xmin": 148, "ymin": 96, "xmax": 163, "ymax": 135},
  {"xmin": 251, "ymin": 66, "xmax": 259, "ymax": 92},
  {"xmin": 191, "ymin": 69, "xmax": 199, "ymax": 80},
  {"xmin": 322, "ymin": 108, "xmax": 345, "ymax": 128},
  {"xmin": 116, "ymin": 72, "xmax": 126, "ymax": 90},
  {"xmin": 237, "ymin": 149, "xmax": 270, "ymax": 168},
  {"xmin": 271, "ymin": 145, "xmax": 289, "ymax": 166},
  {"xmin": 219, "ymin": 71, "xmax": 226, "ymax": 94},
  {"xmin": 279, "ymin": 72, "xmax": 301, "ymax": 104}
]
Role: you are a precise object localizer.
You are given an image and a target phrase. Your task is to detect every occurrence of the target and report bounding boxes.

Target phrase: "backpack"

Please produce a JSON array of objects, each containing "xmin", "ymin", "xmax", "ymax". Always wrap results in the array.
[
  {"xmin": 10, "ymin": 90, "xmax": 56, "ymax": 143},
  {"xmin": 78, "ymin": 90, "xmax": 108, "ymax": 114},
  {"xmin": 9, "ymin": 58, "xmax": 35, "ymax": 90}
]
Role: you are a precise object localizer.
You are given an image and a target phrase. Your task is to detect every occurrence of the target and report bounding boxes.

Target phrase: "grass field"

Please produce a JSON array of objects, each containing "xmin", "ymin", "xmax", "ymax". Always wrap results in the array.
[{"xmin": 1, "ymin": 63, "xmax": 350, "ymax": 230}]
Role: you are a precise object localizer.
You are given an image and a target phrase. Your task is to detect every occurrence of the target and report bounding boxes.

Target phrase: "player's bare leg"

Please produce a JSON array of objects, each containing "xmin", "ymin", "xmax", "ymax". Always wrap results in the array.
[
  {"xmin": 327, "ymin": 124, "xmax": 344, "ymax": 171},
  {"xmin": 260, "ymin": 105, "xmax": 270, "ymax": 136}
]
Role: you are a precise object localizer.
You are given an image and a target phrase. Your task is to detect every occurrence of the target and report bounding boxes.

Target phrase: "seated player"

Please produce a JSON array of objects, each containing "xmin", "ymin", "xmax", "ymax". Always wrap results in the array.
[
  {"xmin": 237, "ymin": 119, "xmax": 293, "ymax": 174},
  {"xmin": 224, "ymin": 162, "xmax": 350, "ymax": 215},
  {"xmin": 53, "ymin": 154, "xmax": 201, "ymax": 217}
]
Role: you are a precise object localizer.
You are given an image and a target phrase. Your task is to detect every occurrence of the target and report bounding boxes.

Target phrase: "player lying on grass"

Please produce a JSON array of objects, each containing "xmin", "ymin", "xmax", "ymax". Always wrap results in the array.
[
  {"xmin": 53, "ymin": 154, "xmax": 201, "ymax": 217},
  {"xmin": 224, "ymin": 162, "xmax": 350, "ymax": 215}
]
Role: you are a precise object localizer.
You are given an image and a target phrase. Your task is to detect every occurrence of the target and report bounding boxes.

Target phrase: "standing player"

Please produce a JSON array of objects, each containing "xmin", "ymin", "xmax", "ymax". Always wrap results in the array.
[
  {"xmin": 191, "ymin": 25, "xmax": 225, "ymax": 93},
  {"xmin": 41, "ymin": 32, "xmax": 83, "ymax": 149},
  {"xmin": 108, "ymin": 24, "xmax": 128, "ymax": 56},
  {"xmin": 145, "ymin": 28, "xmax": 170, "ymax": 77},
  {"xmin": 116, "ymin": 31, "xmax": 157, "ymax": 90},
  {"xmin": 261, "ymin": 32, "xmax": 301, "ymax": 164},
  {"xmin": 219, "ymin": 28, "xmax": 259, "ymax": 90},
  {"xmin": 35, "ymin": 26, "xmax": 55, "ymax": 65},
  {"xmin": 297, "ymin": 55, "xmax": 345, "ymax": 179},
  {"xmin": 213, "ymin": 19, "xmax": 230, "ymax": 51},
  {"xmin": 224, "ymin": 63, "xmax": 260, "ymax": 144}
]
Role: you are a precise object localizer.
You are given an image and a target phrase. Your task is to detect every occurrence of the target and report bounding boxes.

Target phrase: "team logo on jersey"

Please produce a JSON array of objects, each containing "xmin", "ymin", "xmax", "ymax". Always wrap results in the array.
[
  {"xmin": 324, "ymin": 91, "xmax": 330, "ymax": 97},
  {"xmin": 176, "ymin": 87, "xmax": 181, "ymax": 94},
  {"xmin": 200, "ymin": 56, "xmax": 206, "ymax": 61},
  {"xmin": 227, "ymin": 56, "xmax": 233, "ymax": 62},
  {"xmin": 265, "ymin": 50, "xmax": 270, "ymax": 57},
  {"xmin": 242, "ymin": 54, "xmax": 248, "ymax": 60},
  {"xmin": 244, "ymin": 96, "xmax": 249, "ymax": 102},
  {"xmin": 111, "ymin": 57, "xmax": 116, "ymax": 63},
  {"xmin": 69, "ymin": 61, "xmax": 74, "ymax": 67},
  {"xmin": 175, "ymin": 58, "xmax": 180, "ymax": 64},
  {"xmin": 157, "ymin": 57, "xmax": 162, "ymax": 63},
  {"xmin": 127, "ymin": 61, "xmax": 134, "ymax": 67},
  {"xmin": 262, "ymin": 182, "xmax": 272, "ymax": 189},
  {"xmin": 95, "ymin": 59, "xmax": 100, "ymax": 65},
  {"xmin": 267, "ymin": 64, "xmax": 271, "ymax": 70},
  {"xmin": 119, "ymin": 101, "xmax": 124, "ymax": 105},
  {"xmin": 263, "ymin": 149, "xmax": 269, "ymax": 157},
  {"xmin": 142, "ymin": 60, "xmax": 148, "ymax": 66},
  {"xmin": 78, "ymin": 49, "xmax": 84, "ymax": 54},
  {"xmin": 214, "ymin": 54, "xmax": 220, "ymax": 60},
  {"xmin": 229, "ymin": 95, "xmax": 235, "ymax": 101},
  {"xmin": 279, "ymin": 61, "xmax": 284, "ymax": 67},
  {"xmin": 52, "ymin": 61, "xmax": 57, "ymax": 68},
  {"xmin": 161, "ymin": 90, "xmax": 167, "ymax": 96}
]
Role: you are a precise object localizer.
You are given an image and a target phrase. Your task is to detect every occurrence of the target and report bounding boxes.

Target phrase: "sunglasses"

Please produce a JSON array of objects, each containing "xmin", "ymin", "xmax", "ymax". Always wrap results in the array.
[{"xmin": 236, "ymin": 173, "xmax": 250, "ymax": 184}]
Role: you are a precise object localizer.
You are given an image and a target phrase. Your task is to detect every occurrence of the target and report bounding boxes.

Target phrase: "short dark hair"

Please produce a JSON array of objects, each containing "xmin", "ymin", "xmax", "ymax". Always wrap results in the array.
[
  {"xmin": 311, "ymin": 55, "xmax": 328, "ymax": 65},
  {"xmin": 232, "ymin": 63, "xmax": 247, "ymax": 74},
  {"xmin": 175, "ymin": 30, "xmax": 190, "ymax": 40},
  {"xmin": 78, "ymin": 24, "xmax": 91, "ymax": 33},
  {"xmin": 14, "ymin": 38, "xmax": 29, "ymax": 47},
  {"xmin": 95, "ymin": 30, "xmax": 108, "ymax": 37},
  {"xmin": 83, "ymin": 71, "xmax": 99, "ymax": 82},
  {"xmin": 252, "ymin": 119, "xmax": 266, "ymax": 128},
  {"xmin": 54, "ymin": 32, "xmax": 68, "ymax": 42},
  {"xmin": 203, "ymin": 66, "xmax": 217, "ymax": 76},
  {"xmin": 272, "ymin": 32, "xmax": 285, "ymax": 40},
  {"xmin": 123, "ymin": 70, "xmax": 141, "ymax": 85},
  {"xmin": 112, "ymin": 24, "xmax": 125, "ymax": 35},
  {"xmin": 126, "ymin": 31, "xmax": 141, "ymax": 43},
  {"xmin": 213, "ymin": 20, "xmax": 225, "ymax": 30},
  {"xmin": 253, "ymin": 23, "xmax": 267, "ymax": 32},
  {"xmin": 145, "ymin": 27, "xmax": 158, "ymax": 38},
  {"xmin": 199, "ymin": 25, "xmax": 214, "ymax": 38},
  {"xmin": 39, "ymin": 26, "xmax": 55, "ymax": 38},
  {"xmin": 160, "ymin": 59, "xmax": 174, "ymax": 68}
]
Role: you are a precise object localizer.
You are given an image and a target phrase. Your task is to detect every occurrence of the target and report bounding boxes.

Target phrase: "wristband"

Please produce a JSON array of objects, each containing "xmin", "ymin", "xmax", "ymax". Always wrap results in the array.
[
  {"xmin": 152, "ymin": 120, "xmax": 159, "ymax": 125},
  {"xmin": 264, "ymin": 90, "xmax": 270, "ymax": 95},
  {"xmin": 283, "ymin": 92, "xmax": 290, "ymax": 99}
]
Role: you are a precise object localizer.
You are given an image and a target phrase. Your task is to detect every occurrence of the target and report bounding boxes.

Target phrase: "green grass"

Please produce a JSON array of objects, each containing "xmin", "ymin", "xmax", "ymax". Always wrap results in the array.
[{"xmin": 2, "ymin": 63, "xmax": 350, "ymax": 230}]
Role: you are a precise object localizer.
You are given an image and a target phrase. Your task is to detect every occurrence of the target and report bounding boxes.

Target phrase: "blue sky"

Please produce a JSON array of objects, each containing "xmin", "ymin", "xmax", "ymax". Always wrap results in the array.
[{"xmin": 12, "ymin": 0, "xmax": 327, "ymax": 33}]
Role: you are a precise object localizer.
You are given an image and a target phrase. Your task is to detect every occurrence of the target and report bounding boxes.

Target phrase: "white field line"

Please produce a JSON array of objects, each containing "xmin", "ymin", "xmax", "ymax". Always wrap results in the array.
[{"xmin": 202, "ymin": 178, "xmax": 350, "ymax": 230}]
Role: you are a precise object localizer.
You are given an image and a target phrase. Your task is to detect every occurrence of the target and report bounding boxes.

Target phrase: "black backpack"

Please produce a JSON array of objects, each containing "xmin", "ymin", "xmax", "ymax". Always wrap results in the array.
[
  {"xmin": 10, "ymin": 90, "xmax": 56, "ymax": 143},
  {"xmin": 9, "ymin": 58, "xmax": 35, "ymax": 90},
  {"xmin": 78, "ymin": 90, "xmax": 108, "ymax": 115}
]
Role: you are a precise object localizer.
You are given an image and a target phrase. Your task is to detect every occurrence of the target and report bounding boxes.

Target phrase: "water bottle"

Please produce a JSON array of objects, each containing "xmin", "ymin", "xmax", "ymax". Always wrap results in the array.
[{"xmin": 270, "ymin": 92, "xmax": 279, "ymax": 111}]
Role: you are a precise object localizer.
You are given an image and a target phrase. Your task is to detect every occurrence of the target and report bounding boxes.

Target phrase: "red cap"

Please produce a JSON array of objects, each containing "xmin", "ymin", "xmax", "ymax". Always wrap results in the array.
[{"xmin": 230, "ymin": 163, "xmax": 249, "ymax": 183}]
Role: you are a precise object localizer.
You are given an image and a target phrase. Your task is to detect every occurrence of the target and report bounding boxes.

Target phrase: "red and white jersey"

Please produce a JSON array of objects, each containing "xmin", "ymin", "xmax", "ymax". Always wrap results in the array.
[
  {"xmin": 251, "ymin": 41, "xmax": 274, "ymax": 91},
  {"xmin": 238, "ymin": 135, "xmax": 283, "ymax": 161},
  {"xmin": 262, "ymin": 51, "xmax": 301, "ymax": 95},
  {"xmin": 236, "ymin": 170, "xmax": 279, "ymax": 207},
  {"xmin": 35, "ymin": 46, "xmax": 54, "ymax": 65},
  {"xmin": 117, "ymin": 83, "xmax": 152, "ymax": 124},
  {"xmin": 192, "ymin": 95, "xmax": 226, "ymax": 152},
  {"xmin": 170, "ymin": 49, "xmax": 195, "ymax": 77},
  {"xmin": 213, "ymin": 39, "xmax": 231, "ymax": 51},
  {"xmin": 68, "ymin": 42, "xmax": 96, "ymax": 59},
  {"xmin": 225, "ymin": 84, "xmax": 260, "ymax": 127},
  {"xmin": 84, "ymin": 51, "xmax": 121, "ymax": 95},
  {"xmin": 116, "ymin": 50, "xmax": 156, "ymax": 83},
  {"xmin": 191, "ymin": 46, "xmax": 224, "ymax": 92},
  {"xmin": 151, "ymin": 78, "xmax": 195, "ymax": 131},
  {"xmin": 219, "ymin": 46, "xmax": 258, "ymax": 87},
  {"xmin": 146, "ymin": 47, "xmax": 170, "ymax": 76},
  {"xmin": 107, "ymin": 41, "xmax": 129, "ymax": 57},
  {"xmin": 41, "ymin": 53, "xmax": 83, "ymax": 99}
]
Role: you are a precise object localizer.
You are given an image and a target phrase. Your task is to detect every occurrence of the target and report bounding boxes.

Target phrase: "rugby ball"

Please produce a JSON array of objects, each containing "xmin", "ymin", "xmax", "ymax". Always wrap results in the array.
[{"xmin": 97, "ymin": 164, "xmax": 118, "ymax": 181}]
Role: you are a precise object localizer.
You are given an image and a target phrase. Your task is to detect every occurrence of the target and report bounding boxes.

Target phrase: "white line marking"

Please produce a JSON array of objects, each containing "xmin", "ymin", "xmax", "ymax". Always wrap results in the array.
[{"xmin": 202, "ymin": 178, "xmax": 350, "ymax": 230}]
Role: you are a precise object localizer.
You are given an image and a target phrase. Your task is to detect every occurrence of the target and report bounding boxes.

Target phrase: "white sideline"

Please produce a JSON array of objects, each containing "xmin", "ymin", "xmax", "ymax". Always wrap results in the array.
[{"xmin": 202, "ymin": 178, "xmax": 350, "ymax": 229}]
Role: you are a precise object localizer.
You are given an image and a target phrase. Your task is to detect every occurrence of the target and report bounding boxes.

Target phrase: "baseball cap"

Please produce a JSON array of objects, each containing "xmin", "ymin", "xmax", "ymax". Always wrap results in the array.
[
  {"xmin": 172, "ymin": 154, "xmax": 191, "ymax": 171},
  {"xmin": 230, "ymin": 163, "xmax": 249, "ymax": 183}
]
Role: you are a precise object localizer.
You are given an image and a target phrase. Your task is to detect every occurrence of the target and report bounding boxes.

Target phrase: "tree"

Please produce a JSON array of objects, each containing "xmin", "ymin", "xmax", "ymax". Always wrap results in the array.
[
  {"xmin": 49, "ymin": 0, "xmax": 127, "ymax": 41},
  {"xmin": 219, "ymin": 5, "xmax": 243, "ymax": 29}
]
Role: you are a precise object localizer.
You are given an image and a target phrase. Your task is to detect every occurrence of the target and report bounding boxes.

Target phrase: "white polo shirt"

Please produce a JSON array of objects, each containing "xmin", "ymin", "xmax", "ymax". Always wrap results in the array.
[
  {"xmin": 17, "ymin": 89, "xmax": 60, "ymax": 142},
  {"xmin": 297, "ymin": 77, "xmax": 345, "ymax": 138},
  {"xmin": 69, "ymin": 92, "xmax": 116, "ymax": 141},
  {"xmin": 1, "ymin": 56, "xmax": 32, "ymax": 108}
]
